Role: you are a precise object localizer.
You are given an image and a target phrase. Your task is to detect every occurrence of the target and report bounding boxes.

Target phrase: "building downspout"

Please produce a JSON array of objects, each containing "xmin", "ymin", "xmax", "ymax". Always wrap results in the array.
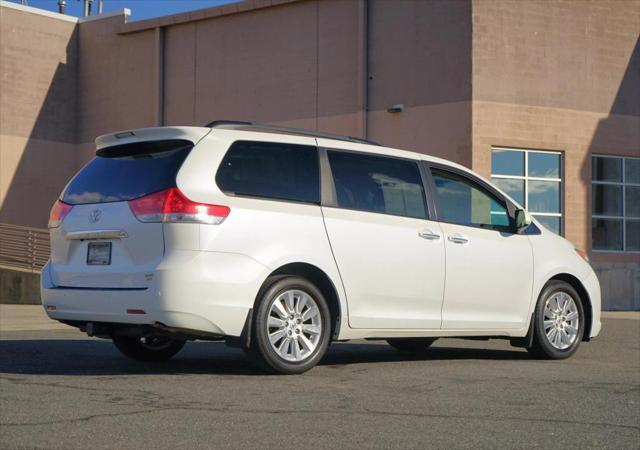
[
  {"xmin": 155, "ymin": 27, "xmax": 165, "ymax": 126},
  {"xmin": 357, "ymin": 0, "xmax": 369, "ymax": 139}
]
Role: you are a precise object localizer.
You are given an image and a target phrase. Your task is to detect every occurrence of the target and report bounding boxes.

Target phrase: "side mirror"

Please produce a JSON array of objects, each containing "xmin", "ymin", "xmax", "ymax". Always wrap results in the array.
[{"xmin": 515, "ymin": 209, "xmax": 532, "ymax": 230}]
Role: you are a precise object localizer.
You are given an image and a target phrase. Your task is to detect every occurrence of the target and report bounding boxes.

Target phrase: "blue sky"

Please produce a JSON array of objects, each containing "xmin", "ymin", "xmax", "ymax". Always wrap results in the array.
[{"xmin": 10, "ymin": 0, "xmax": 239, "ymax": 21}]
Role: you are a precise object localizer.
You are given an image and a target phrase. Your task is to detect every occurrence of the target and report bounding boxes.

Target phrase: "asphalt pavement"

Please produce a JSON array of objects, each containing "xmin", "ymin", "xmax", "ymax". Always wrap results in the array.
[{"xmin": 0, "ymin": 310, "xmax": 638, "ymax": 449}]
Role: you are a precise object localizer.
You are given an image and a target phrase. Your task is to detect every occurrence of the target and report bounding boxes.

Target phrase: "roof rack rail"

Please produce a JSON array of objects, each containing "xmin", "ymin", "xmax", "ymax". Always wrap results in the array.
[{"xmin": 205, "ymin": 120, "xmax": 380, "ymax": 146}]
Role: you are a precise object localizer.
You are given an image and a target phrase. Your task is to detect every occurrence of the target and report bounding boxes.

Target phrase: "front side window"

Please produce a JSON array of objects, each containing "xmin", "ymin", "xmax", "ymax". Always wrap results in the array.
[
  {"xmin": 327, "ymin": 151, "xmax": 428, "ymax": 219},
  {"xmin": 431, "ymin": 168, "xmax": 512, "ymax": 232},
  {"xmin": 592, "ymin": 155, "xmax": 640, "ymax": 252},
  {"xmin": 216, "ymin": 141, "xmax": 320, "ymax": 204},
  {"xmin": 491, "ymin": 147, "xmax": 563, "ymax": 234}
]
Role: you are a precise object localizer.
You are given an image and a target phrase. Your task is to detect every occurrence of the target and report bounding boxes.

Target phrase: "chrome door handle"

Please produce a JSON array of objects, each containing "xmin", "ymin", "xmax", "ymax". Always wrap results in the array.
[
  {"xmin": 418, "ymin": 229, "xmax": 441, "ymax": 240},
  {"xmin": 447, "ymin": 234, "xmax": 469, "ymax": 244}
]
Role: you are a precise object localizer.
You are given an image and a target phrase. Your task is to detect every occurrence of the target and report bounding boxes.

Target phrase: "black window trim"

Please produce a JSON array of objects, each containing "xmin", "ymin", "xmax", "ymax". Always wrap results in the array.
[
  {"xmin": 215, "ymin": 139, "xmax": 322, "ymax": 206},
  {"xmin": 319, "ymin": 147, "xmax": 434, "ymax": 221},
  {"xmin": 423, "ymin": 161, "xmax": 533, "ymax": 235}
]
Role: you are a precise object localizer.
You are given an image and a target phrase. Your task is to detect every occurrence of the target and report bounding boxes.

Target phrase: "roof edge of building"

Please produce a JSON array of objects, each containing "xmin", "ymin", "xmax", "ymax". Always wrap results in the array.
[
  {"xmin": 0, "ymin": 0, "xmax": 130, "ymax": 25},
  {"xmin": 0, "ymin": 0, "xmax": 78, "ymax": 23},
  {"xmin": 118, "ymin": 0, "xmax": 301, "ymax": 34}
]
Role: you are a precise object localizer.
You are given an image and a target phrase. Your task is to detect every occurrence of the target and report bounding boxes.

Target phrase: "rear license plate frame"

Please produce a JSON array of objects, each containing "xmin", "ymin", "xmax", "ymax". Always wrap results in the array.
[{"xmin": 87, "ymin": 242, "xmax": 112, "ymax": 266}]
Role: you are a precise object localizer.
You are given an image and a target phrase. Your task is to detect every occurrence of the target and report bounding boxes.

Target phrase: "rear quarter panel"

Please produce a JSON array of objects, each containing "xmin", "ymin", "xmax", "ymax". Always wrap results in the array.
[{"xmin": 174, "ymin": 131, "xmax": 351, "ymax": 338}]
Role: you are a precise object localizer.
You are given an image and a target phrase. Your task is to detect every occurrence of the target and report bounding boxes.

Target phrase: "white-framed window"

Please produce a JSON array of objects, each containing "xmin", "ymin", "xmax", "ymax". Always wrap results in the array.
[
  {"xmin": 491, "ymin": 147, "xmax": 563, "ymax": 234},
  {"xmin": 592, "ymin": 155, "xmax": 640, "ymax": 252}
]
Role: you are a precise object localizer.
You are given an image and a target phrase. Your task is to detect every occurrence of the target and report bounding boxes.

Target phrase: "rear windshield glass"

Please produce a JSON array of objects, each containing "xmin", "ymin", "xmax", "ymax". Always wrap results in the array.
[
  {"xmin": 216, "ymin": 141, "xmax": 320, "ymax": 204},
  {"xmin": 61, "ymin": 140, "xmax": 193, "ymax": 205}
]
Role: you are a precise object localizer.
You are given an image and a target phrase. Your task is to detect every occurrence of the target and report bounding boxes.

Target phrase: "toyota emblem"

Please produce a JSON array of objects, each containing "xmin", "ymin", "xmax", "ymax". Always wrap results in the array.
[{"xmin": 89, "ymin": 209, "xmax": 102, "ymax": 223}]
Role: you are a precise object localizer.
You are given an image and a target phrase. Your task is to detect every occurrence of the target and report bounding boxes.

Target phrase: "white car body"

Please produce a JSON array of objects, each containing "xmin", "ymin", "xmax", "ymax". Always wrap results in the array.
[{"xmin": 42, "ymin": 125, "xmax": 602, "ymax": 346}]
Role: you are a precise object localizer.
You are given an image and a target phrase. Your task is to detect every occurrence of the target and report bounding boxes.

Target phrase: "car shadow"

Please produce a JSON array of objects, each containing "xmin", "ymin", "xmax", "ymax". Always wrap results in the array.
[{"xmin": 0, "ymin": 339, "xmax": 532, "ymax": 376}]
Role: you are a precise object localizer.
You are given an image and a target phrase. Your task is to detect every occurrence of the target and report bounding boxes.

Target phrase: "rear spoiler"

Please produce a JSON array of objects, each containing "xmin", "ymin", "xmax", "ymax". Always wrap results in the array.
[{"xmin": 95, "ymin": 127, "xmax": 212, "ymax": 152}]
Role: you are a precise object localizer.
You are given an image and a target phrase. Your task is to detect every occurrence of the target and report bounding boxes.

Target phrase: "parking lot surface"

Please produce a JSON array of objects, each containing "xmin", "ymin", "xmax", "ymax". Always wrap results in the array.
[{"xmin": 1, "ymin": 317, "xmax": 639, "ymax": 449}]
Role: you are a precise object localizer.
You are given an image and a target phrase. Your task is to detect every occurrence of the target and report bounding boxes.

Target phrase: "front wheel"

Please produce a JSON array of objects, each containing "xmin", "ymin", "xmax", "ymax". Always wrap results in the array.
[
  {"xmin": 527, "ymin": 280, "xmax": 585, "ymax": 359},
  {"xmin": 112, "ymin": 335, "xmax": 186, "ymax": 362},
  {"xmin": 250, "ymin": 276, "xmax": 331, "ymax": 374}
]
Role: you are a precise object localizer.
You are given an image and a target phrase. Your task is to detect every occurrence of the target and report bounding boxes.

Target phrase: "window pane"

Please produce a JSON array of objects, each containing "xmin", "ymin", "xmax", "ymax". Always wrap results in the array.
[
  {"xmin": 534, "ymin": 215, "xmax": 561, "ymax": 234},
  {"xmin": 492, "ymin": 149, "xmax": 524, "ymax": 176},
  {"xmin": 592, "ymin": 184, "xmax": 622, "ymax": 216},
  {"xmin": 492, "ymin": 178, "xmax": 525, "ymax": 206},
  {"xmin": 327, "ymin": 151, "xmax": 427, "ymax": 219},
  {"xmin": 626, "ymin": 186, "xmax": 640, "ymax": 218},
  {"xmin": 625, "ymin": 158, "xmax": 640, "ymax": 184},
  {"xmin": 528, "ymin": 180, "xmax": 560, "ymax": 213},
  {"xmin": 626, "ymin": 220, "xmax": 640, "ymax": 251},
  {"xmin": 63, "ymin": 140, "xmax": 193, "ymax": 204},
  {"xmin": 592, "ymin": 218, "xmax": 623, "ymax": 251},
  {"xmin": 432, "ymin": 169, "xmax": 512, "ymax": 231},
  {"xmin": 592, "ymin": 156, "xmax": 622, "ymax": 182},
  {"xmin": 528, "ymin": 152, "xmax": 560, "ymax": 178},
  {"xmin": 216, "ymin": 141, "xmax": 320, "ymax": 203}
]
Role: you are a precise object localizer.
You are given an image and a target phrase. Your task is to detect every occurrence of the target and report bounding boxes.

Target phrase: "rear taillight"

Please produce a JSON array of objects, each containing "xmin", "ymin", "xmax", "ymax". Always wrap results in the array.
[
  {"xmin": 128, "ymin": 188, "xmax": 230, "ymax": 225},
  {"xmin": 48, "ymin": 200, "xmax": 73, "ymax": 228}
]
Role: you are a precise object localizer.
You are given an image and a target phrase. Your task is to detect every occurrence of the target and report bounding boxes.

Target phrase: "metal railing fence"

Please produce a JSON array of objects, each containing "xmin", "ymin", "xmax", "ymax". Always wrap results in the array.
[{"xmin": 0, "ymin": 223, "xmax": 50, "ymax": 273}]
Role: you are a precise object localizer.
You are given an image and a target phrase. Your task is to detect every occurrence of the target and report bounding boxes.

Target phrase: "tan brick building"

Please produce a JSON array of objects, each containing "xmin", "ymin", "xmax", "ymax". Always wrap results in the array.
[{"xmin": 1, "ymin": 0, "xmax": 638, "ymax": 308}]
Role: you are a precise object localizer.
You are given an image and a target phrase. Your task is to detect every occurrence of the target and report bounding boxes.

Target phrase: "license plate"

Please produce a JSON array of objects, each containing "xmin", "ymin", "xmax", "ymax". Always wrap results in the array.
[{"xmin": 87, "ymin": 242, "xmax": 112, "ymax": 265}]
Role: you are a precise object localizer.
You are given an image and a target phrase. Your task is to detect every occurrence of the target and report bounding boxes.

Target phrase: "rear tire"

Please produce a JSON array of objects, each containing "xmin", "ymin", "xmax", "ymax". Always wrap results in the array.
[
  {"xmin": 527, "ymin": 280, "xmax": 584, "ymax": 360},
  {"xmin": 250, "ymin": 276, "xmax": 331, "ymax": 374},
  {"xmin": 112, "ymin": 335, "xmax": 185, "ymax": 362},
  {"xmin": 387, "ymin": 338, "xmax": 437, "ymax": 352}
]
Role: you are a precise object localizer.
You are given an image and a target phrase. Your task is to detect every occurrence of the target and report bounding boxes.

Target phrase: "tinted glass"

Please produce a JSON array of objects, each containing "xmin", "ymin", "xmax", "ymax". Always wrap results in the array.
[
  {"xmin": 432, "ymin": 169, "xmax": 512, "ymax": 231},
  {"xmin": 216, "ymin": 141, "xmax": 320, "ymax": 204},
  {"xmin": 492, "ymin": 178, "xmax": 524, "ymax": 206},
  {"xmin": 62, "ymin": 140, "xmax": 192, "ymax": 204},
  {"xmin": 625, "ymin": 158, "xmax": 640, "ymax": 184},
  {"xmin": 529, "ymin": 152, "xmax": 560, "ymax": 178},
  {"xmin": 534, "ymin": 215, "xmax": 561, "ymax": 234},
  {"xmin": 626, "ymin": 220, "xmax": 640, "ymax": 251},
  {"xmin": 492, "ymin": 149, "xmax": 524, "ymax": 176},
  {"xmin": 592, "ymin": 156, "xmax": 622, "ymax": 182},
  {"xmin": 528, "ymin": 180, "xmax": 561, "ymax": 213},
  {"xmin": 327, "ymin": 151, "xmax": 427, "ymax": 219},
  {"xmin": 592, "ymin": 218, "xmax": 623, "ymax": 251},
  {"xmin": 626, "ymin": 186, "xmax": 640, "ymax": 218},
  {"xmin": 592, "ymin": 184, "xmax": 622, "ymax": 216}
]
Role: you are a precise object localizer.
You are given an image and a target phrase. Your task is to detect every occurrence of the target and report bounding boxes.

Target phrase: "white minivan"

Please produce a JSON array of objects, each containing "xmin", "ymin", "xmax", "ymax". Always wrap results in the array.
[{"xmin": 42, "ymin": 121, "xmax": 602, "ymax": 374}]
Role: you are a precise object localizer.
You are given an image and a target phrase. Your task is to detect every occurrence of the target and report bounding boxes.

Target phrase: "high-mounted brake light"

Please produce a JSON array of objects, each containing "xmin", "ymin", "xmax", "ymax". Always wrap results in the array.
[
  {"xmin": 128, "ymin": 188, "xmax": 230, "ymax": 225},
  {"xmin": 48, "ymin": 200, "xmax": 73, "ymax": 228}
]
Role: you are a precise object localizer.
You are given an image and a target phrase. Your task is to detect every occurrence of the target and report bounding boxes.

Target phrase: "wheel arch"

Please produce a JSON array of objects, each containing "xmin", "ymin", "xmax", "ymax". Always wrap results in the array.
[
  {"xmin": 257, "ymin": 262, "xmax": 343, "ymax": 340},
  {"xmin": 547, "ymin": 273, "xmax": 593, "ymax": 342}
]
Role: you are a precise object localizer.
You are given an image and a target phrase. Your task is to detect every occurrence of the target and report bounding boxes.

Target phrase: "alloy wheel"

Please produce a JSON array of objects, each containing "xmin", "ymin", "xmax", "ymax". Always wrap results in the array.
[
  {"xmin": 543, "ymin": 291, "xmax": 580, "ymax": 350},
  {"xmin": 267, "ymin": 289, "xmax": 322, "ymax": 362}
]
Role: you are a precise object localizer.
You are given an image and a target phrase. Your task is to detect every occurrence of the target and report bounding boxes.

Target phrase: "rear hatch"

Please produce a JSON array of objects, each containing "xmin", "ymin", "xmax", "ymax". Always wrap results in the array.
[{"xmin": 49, "ymin": 134, "xmax": 198, "ymax": 289}]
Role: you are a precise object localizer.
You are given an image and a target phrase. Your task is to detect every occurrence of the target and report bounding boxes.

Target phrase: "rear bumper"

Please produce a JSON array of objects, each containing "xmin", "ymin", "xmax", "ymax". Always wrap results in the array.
[{"xmin": 41, "ymin": 250, "xmax": 270, "ymax": 337}]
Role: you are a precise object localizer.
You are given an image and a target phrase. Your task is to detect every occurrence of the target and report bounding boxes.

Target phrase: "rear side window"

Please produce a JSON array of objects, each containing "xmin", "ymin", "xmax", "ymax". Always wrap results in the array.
[
  {"xmin": 62, "ymin": 140, "xmax": 192, "ymax": 204},
  {"xmin": 327, "ymin": 151, "xmax": 428, "ymax": 219},
  {"xmin": 216, "ymin": 141, "xmax": 320, "ymax": 204}
]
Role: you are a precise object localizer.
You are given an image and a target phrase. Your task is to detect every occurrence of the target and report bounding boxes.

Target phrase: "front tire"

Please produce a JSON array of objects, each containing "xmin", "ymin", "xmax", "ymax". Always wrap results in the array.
[
  {"xmin": 112, "ymin": 335, "xmax": 186, "ymax": 362},
  {"xmin": 527, "ymin": 280, "xmax": 584, "ymax": 359},
  {"xmin": 250, "ymin": 276, "xmax": 331, "ymax": 374}
]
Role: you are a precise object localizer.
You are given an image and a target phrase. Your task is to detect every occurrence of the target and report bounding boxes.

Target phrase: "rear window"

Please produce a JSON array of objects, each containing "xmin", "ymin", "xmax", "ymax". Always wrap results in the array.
[
  {"xmin": 216, "ymin": 141, "xmax": 320, "ymax": 204},
  {"xmin": 61, "ymin": 140, "xmax": 192, "ymax": 205}
]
